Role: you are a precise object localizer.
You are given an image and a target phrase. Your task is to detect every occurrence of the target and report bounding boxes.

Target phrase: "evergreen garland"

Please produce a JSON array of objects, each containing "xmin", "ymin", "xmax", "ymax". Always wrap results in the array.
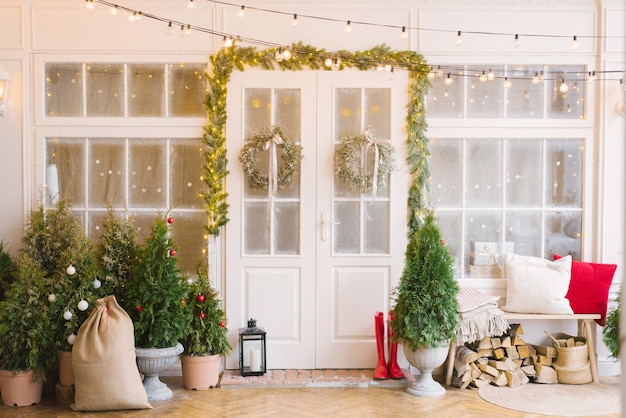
[{"xmin": 204, "ymin": 42, "xmax": 430, "ymax": 237}]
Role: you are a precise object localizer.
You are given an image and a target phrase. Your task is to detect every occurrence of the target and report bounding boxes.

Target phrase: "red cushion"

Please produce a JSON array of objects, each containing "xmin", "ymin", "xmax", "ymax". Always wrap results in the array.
[{"xmin": 555, "ymin": 254, "xmax": 617, "ymax": 326}]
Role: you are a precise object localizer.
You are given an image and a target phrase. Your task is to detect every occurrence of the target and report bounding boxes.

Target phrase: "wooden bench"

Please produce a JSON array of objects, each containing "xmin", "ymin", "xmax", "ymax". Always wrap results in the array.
[{"xmin": 445, "ymin": 313, "xmax": 601, "ymax": 386}]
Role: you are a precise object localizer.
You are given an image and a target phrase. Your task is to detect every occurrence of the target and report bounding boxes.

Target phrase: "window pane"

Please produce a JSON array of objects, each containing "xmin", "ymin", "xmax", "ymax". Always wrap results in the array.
[
  {"xmin": 363, "ymin": 201, "xmax": 389, "ymax": 254},
  {"xmin": 274, "ymin": 89, "xmax": 301, "ymax": 140},
  {"xmin": 169, "ymin": 63, "xmax": 206, "ymax": 117},
  {"xmin": 465, "ymin": 139, "xmax": 502, "ymax": 207},
  {"xmin": 436, "ymin": 211, "xmax": 462, "ymax": 277},
  {"xmin": 545, "ymin": 139, "xmax": 583, "ymax": 208},
  {"xmin": 364, "ymin": 88, "xmax": 391, "ymax": 136},
  {"xmin": 335, "ymin": 88, "xmax": 361, "ymax": 137},
  {"xmin": 546, "ymin": 66, "xmax": 585, "ymax": 119},
  {"xmin": 89, "ymin": 139, "xmax": 125, "ymax": 207},
  {"xmin": 334, "ymin": 201, "xmax": 359, "ymax": 254},
  {"xmin": 128, "ymin": 64, "xmax": 165, "ymax": 117},
  {"xmin": 545, "ymin": 211, "xmax": 581, "ymax": 260},
  {"xmin": 467, "ymin": 66, "xmax": 504, "ymax": 118},
  {"xmin": 170, "ymin": 139, "xmax": 205, "ymax": 209},
  {"xmin": 46, "ymin": 137, "xmax": 85, "ymax": 206},
  {"xmin": 465, "ymin": 210, "xmax": 501, "ymax": 271},
  {"xmin": 274, "ymin": 202, "xmax": 299, "ymax": 255},
  {"xmin": 244, "ymin": 203, "xmax": 270, "ymax": 254},
  {"xmin": 45, "ymin": 63, "xmax": 83, "ymax": 117},
  {"xmin": 429, "ymin": 138, "xmax": 462, "ymax": 207},
  {"xmin": 128, "ymin": 140, "xmax": 166, "ymax": 208},
  {"xmin": 245, "ymin": 89, "xmax": 271, "ymax": 135},
  {"xmin": 86, "ymin": 63, "xmax": 124, "ymax": 117},
  {"xmin": 505, "ymin": 211, "xmax": 541, "ymax": 256},
  {"xmin": 169, "ymin": 211, "xmax": 208, "ymax": 274},
  {"xmin": 506, "ymin": 139, "xmax": 542, "ymax": 207},
  {"xmin": 506, "ymin": 66, "xmax": 543, "ymax": 119},
  {"xmin": 426, "ymin": 70, "xmax": 464, "ymax": 118}
]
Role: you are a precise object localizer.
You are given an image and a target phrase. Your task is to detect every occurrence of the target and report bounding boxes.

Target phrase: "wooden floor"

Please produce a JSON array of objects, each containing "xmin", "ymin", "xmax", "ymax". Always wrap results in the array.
[{"xmin": 1, "ymin": 375, "xmax": 620, "ymax": 418}]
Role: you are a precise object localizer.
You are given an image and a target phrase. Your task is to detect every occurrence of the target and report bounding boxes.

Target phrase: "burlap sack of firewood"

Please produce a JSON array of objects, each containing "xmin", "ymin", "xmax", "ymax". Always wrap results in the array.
[{"xmin": 546, "ymin": 331, "xmax": 592, "ymax": 385}]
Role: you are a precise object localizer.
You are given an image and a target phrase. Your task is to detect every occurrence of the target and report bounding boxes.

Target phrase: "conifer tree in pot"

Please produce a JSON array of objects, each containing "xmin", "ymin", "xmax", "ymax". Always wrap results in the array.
[
  {"xmin": 0, "ymin": 254, "xmax": 56, "ymax": 407},
  {"xmin": 124, "ymin": 215, "xmax": 191, "ymax": 401},
  {"xmin": 391, "ymin": 209, "xmax": 459, "ymax": 397},
  {"xmin": 180, "ymin": 262, "xmax": 231, "ymax": 390}
]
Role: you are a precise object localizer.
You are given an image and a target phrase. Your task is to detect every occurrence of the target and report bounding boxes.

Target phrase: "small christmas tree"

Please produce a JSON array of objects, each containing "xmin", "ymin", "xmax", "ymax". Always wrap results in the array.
[
  {"xmin": 0, "ymin": 254, "xmax": 56, "ymax": 380},
  {"xmin": 21, "ymin": 200, "xmax": 101, "ymax": 351},
  {"xmin": 125, "ymin": 215, "xmax": 191, "ymax": 348},
  {"xmin": 181, "ymin": 262, "xmax": 231, "ymax": 356},
  {"xmin": 391, "ymin": 209, "xmax": 459, "ymax": 350},
  {"xmin": 96, "ymin": 208, "xmax": 138, "ymax": 307}
]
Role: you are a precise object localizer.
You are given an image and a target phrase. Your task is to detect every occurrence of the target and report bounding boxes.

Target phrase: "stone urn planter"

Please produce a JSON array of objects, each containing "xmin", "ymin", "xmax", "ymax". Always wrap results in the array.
[
  {"xmin": 403, "ymin": 342, "xmax": 450, "ymax": 397},
  {"xmin": 181, "ymin": 354, "xmax": 221, "ymax": 390},
  {"xmin": 135, "ymin": 343, "xmax": 183, "ymax": 401},
  {"xmin": 0, "ymin": 370, "xmax": 44, "ymax": 407}
]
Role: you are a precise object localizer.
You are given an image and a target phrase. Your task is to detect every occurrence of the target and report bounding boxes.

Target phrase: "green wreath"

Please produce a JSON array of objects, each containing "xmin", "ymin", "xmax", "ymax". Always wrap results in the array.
[
  {"xmin": 239, "ymin": 126, "xmax": 303, "ymax": 191},
  {"xmin": 334, "ymin": 130, "xmax": 396, "ymax": 194}
]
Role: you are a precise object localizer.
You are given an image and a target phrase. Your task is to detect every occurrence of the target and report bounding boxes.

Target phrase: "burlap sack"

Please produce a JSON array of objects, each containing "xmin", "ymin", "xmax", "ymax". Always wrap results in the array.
[{"xmin": 71, "ymin": 295, "xmax": 151, "ymax": 411}]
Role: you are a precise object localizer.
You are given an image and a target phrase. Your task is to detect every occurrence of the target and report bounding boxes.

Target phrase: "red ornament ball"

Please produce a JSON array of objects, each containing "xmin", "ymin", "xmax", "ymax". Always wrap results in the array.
[
  {"xmin": 136, "ymin": 305, "xmax": 142, "ymax": 312},
  {"xmin": 199, "ymin": 311, "xmax": 206, "ymax": 319},
  {"xmin": 180, "ymin": 298, "xmax": 186, "ymax": 306},
  {"xmin": 197, "ymin": 294, "xmax": 205, "ymax": 303},
  {"xmin": 440, "ymin": 239, "xmax": 446, "ymax": 245},
  {"xmin": 169, "ymin": 249, "xmax": 176, "ymax": 256},
  {"xmin": 167, "ymin": 216, "xmax": 174, "ymax": 224},
  {"xmin": 219, "ymin": 321, "xmax": 225, "ymax": 328}
]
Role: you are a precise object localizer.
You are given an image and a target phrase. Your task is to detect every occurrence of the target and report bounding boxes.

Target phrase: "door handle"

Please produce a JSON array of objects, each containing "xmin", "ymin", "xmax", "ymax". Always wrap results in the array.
[{"xmin": 321, "ymin": 211, "xmax": 340, "ymax": 241}]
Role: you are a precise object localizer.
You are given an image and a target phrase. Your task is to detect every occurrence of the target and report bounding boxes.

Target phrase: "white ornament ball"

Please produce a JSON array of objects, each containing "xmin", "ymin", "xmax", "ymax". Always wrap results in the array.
[
  {"xmin": 66, "ymin": 265, "xmax": 76, "ymax": 275},
  {"xmin": 77, "ymin": 299, "xmax": 89, "ymax": 311},
  {"xmin": 93, "ymin": 278, "xmax": 102, "ymax": 289},
  {"xmin": 48, "ymin": 293, "xmax": 57, "ymax": 303},
  {"xmin": 63, "ymin": 310, "xmax": 73, "ymax": 321},
  {"xmin": 67, "ymin": 333, "xmax": 76, "ymax": 345}
]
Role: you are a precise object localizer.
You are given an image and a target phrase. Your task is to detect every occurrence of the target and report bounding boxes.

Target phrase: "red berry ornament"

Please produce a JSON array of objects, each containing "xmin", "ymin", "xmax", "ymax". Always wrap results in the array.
[
  {"xmin": 219, "ymin": 321, "xmax": 225, "ymax": 328},
  {"xmin": 167, "ymin": 216, "xmax": 174, "ymax": 224},
  {"xmin": 169, "ymin": 249, "xmax": 176, "ymax": 256},
  {"xmin": 199, "ymin": 311, "xmax": 205, "ymax": 319},
  {"xmin": 440, "ymin": 239, "xmax": 446, "ymax": 245},
  {"xmin": 136, "ymin": 305, "xmax": 142, "ymax": 312},
  {"xmin": 180, "ymin": 298, "xmax": 186, "ymax": 306},
  {"xmin": 197, "ymin": 294, "xmax": 205, "ymax": 303}
]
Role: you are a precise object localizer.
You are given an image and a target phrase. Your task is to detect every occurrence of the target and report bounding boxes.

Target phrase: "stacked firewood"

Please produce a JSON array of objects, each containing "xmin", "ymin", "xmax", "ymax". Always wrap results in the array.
[{"xmin": 452, "ymin": 324, "xmax": 559, "ymax": 389}]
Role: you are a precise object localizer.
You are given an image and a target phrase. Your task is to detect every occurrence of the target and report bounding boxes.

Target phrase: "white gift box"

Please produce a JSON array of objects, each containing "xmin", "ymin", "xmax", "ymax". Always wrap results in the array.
[{"xmin": 469, "ymin": 241, "xmax": 514, "ymax": 265}]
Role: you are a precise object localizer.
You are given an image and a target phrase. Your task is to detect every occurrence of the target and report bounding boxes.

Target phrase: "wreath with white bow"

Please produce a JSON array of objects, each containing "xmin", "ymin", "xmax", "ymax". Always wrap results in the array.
[
  {"xmin": 239, "ymin": 126, "xmax": 303, "ymax": 194},
  {"xmin": 334, "ymin": 128, "xmax": 396, "ymax": 195}
]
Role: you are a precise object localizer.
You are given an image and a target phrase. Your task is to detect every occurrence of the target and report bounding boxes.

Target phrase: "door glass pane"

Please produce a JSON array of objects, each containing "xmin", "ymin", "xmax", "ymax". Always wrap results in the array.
[
  {"xmin": 170, "ymin": 139, "xmax": 205, "ymax": 208},
  {"xmin": 465, "ymin": 139, "xmax": 502, "ymax": 207},
  {"xmin": 89, "ymin": 138, "xmax": 125, "ymax": 207},
  {"xmin": 245, "ymin": 89, "xmax": 271, "ymax": 135},
  {"xmin": 274, "ymin": 203, "xmax": 299, "ymax": 255},
  {"xmin": 506, "ymin": 139, "xmax": 542, "ymax": 207},
  {"xmin": 45, "ymin": 63, "xmax": 83, "ymax": 117},
  {"xmin": 429, "ymin": 138, "xmax": 462, "ymax": 207},
  {"xmin": 335, "ymin": 88, "xmax": 361, "ymax": 137},
  {"xmin": 545, "ymin": 139, "xmax": 583, "ymax": 208},
  {"xmin": 363, "ymin": 202, "xmax": 389, "ymax": 254},
  {"xmin": 244, "ymin": 202, "xmax": 270, "ymax": 254},
  {"xmin": 46, "ymin": 137, "xmax": 85, "ymax": 206},
  {"xmin": 128, "ymin": 64, "xmax": 165, "ymax": 117},
  {"xmin": 274, "ymin": 89, "xmax": 301, "ymax": 140},
  {"xmin": 364, "ymin": 89, "xmax": 390, "ymax": 136},
  {"xmin": 334, "ymin": 201, "xmax": 359, "ymax": 254},
  {"xmin": 86, "ymin": 63, "xmax": 124, "ymax": 117},
  {"xmin": 168, "ymin": 63, "xmax": 206, "ymax": 117},
  {"xmin": 128, "ymin": 140, "xmax": 166, "ymax": 208}
]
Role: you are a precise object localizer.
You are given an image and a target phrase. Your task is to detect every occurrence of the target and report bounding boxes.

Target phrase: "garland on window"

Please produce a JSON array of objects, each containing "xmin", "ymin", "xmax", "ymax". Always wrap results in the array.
[
  {"xmin": 239, "ymin": 126, "xmax": 303, "ymax": 194},
  {"xmin": 334, "ymin": 129, "xmax": 396, "ymax": 195},
  {"xmin": 202, "ymin": 42, "xmax": 430, "ymax": 237}
]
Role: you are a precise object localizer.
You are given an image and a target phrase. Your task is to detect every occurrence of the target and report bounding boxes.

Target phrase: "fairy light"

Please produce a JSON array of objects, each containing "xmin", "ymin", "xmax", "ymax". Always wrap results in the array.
[
  {"xmin": 487, "ymin": 69, "xmax": 495, "ymax": 81},
  {"xmin": 344, "ymin": 21, "xmax": 352, "ymax": 33},
  {"xmin": 401, "ymin": 26, "xmax": 407, "ymax": 39},
  {"xmin": 444, "ymin": 73, "xmax": 454, "ymax": 86},
  {"xmin": 84, "ymin": 0, "xmax": 95, "ymax": 9},
  {"xmin": 275, "ymin": 47, "xmax": 285, "ymax": 62},
  {"xmin": 571, "ymin": 36, "xmax": 579, "ymax": 50},
  {"xmin": 479, "ymin": 71, "xmax": 487, "ymax": 83},
  {"xmin": 588, "ymin": 71, "xmax": 597, "ymax": 82},
  {"xmin": 188, "ymin": 0, "xmax": 196, "ymax": 9},
  {"xmin": 185, "ymin": 24, "xmax": 192, "ymax": 36},
  {"xmin": 166, "ymin": 21, "xmax": 173, "ymax": 35},
  {"xmin": 436, "ymin": 65, "xmax": 444, "ymax": 78},
  {"xmin": 503, "ymin": 77, "xmax": 512, "ymax": 89},
  {"xmin": 238, "ymin": 5, "xmax": 245, "ymax": 17},
  {"xmin": 292, "ymin": 14, "xmax": 299, "ymax": 26},
  {"xmin": 513, "ymin": 34, "xmax": 520, "ymax": 48},
  {"xmin": 559, "ymin": 79, "xmax": 569, "ymax": 93},
  {"xmin": 389, "ymin": 67, "xmax": 395, "ymax": 81},
  {"xmin": 223, "ymin": 36, "xmax": 234, "ymax": 48},
  {"xmin": 427, "ymin": 67, "xmax": 436, "ymax": 79},
  {"xmin": 110, "ymin": 4, "xmax": 118, "ymax": 14},
  {"xmin": 531, "ymin": 72, "xmax": 540, "ymax": 85},
  {"xmin": 377, "ymin": 62, "xmax": 385, "ymax": 72},
  {"xmin": 456, "ymin": 31, "xmax": 463, "ymax": 46}
]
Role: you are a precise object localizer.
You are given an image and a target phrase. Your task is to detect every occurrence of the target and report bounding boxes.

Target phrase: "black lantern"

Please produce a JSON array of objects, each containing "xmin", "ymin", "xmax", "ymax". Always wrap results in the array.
[{"xmin": 239, "ymin": 318, "xmax": 267, "ymax": 376}]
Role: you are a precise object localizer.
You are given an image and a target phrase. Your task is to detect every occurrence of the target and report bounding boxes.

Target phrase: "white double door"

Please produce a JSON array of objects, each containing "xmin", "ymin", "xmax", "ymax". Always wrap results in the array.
[{"xmin": 225, "ymin": 69, "xmax": 409, "ymax": 369}]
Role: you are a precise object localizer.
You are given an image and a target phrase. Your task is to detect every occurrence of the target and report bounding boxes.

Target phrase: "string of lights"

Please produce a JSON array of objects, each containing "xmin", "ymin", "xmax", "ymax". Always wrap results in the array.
[{"xmin": 84, "ymin": 0, "xmax": 624, "ymax": 86}]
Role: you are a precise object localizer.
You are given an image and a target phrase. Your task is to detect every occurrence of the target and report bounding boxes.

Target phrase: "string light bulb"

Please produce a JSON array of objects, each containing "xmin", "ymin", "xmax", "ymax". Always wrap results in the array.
[
  {"xmin": 436, "ymin": 65, "xmax": 444, "ymax": 78},
  {"xmin": 531, "ymin": 72, "xmax": 540, "ymax": 85},
  {"xmin": 377, "ymin": 62, "xmax": 385, "ymax": 72},
  {"xmin": 401, "ymin": 26, "xmax": 407, "ymax": 39},
  {"xmin": 487, "ymin": 69, "xmax": 495, "ymax": 81},
  {"xmin": 456, "ymin": 31, "xmax": 463, "ymax": 46},
  {"xmin": 238, "ymin": 5, "xmax": 245, "ymax": 17},
  {"xmin": 223, "ymin": 36, "xmax": 234, "ymax": 48},
  {"xmin": 188, "ymin": 0, "xmax": 196, "ymax": 9},
  {"xmin": 389, "ymin": 67, "xmax": 395, "ymax": 81},
  {"xmin": 185, "ymin": 24, "xmax": 192, "ymax": 36},
  {"xmin": 292, "ymin": 14, "xmax": 299, "ymax": 26},
  {"xmin": 479, "ymin": 71, "xmax": 487, "ymax": 83},
  {"xmin": 588, "ymin": 71, "xmax": 596, "ymax": 82},
  {"xmin": 344, "ymin": 21, "xmax": 352, "ymax": 33},
  {"xmin": 110, "ymin": 5, "xmax": 118, "ymax": 15},
  {"xmin": 427, "ymin": 67, "xmax": 436, "ymax": 79},
  {"xmin": 84, "ymin": 0, "xmax": 95, "ymax": 10},
  {"xmin": 571, "ymin": 35, "xmax": 579, "ymax": 50},
  {"xmin": 513, "ymin": 34, "xmax": 520, "ymax": 48},
  {"xmin": 166, "ymin": 21, "xmax": 173, "ymax": 35},
  {"xmin": 282, "ymin": 49, "xmax": 291, "ymax": 60},
  {"xmin": 444, "ymin": 73, "xmax": 454, "ymax": 86},
  {"xmin": 559, "ymin": 79, "xmax": 569, "ymax": 93},
  {"xmin": 503, "ymin": 77, "xmax": 512, "ymax": 89},
  {"xmin": 325, "ymin": 58, "xmax": 333, "ymax": 68}
]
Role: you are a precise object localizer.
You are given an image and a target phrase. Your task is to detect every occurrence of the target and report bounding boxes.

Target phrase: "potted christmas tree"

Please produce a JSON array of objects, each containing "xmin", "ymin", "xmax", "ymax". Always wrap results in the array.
[
  {"xmin": 0, "ymin": 254, "xmax": 56, "ymax": 407},
  {"xmin": 391, "ymin": 209, "xmax": 459, "ymax": 397},
  {"xmin": 180, "ymin": 261, "xmax": 231, "ymax": 390},
  {"xmin": 124, "ymin": 214, "xmax": 191, "ymax": 401}
]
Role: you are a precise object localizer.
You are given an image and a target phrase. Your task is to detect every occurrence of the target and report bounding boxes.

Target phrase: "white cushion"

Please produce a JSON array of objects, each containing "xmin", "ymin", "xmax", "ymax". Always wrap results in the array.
[{"xmin": 502, "ymin": 253, "xmax": 573, "ymax": 314}]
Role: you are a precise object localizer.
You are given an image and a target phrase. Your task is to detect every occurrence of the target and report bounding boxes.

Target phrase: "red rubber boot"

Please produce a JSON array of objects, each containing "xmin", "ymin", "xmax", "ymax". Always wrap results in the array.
[
  {"xmin": 387, "ymin": 311, "xmax": 405, "ymax": 379},
  {"xmin": 373, "ymin": 312, "xmax": 389, "ymax": 380}
]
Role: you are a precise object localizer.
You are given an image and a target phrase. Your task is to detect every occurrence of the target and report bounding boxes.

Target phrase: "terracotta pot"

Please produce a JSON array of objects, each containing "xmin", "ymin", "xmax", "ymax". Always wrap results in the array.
[
  {"xmin": 181, "ymin": 354, "xmax": 221, "ymax": 390},
  {"xmin": 0, "ymin": 370, "xmax": 44, "ymax": 407},
  {"xmin": 58, "ymin": 350, "xmax": 74, "ymax": 387}
]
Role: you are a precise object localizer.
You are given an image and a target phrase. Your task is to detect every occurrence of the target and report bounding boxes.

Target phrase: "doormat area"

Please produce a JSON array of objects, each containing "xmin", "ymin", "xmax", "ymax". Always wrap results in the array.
[
  {"xmin": 220, "ymin": 369, "xmax": 414, "ymax": 389},
  {"xmin": 478, "ymin": 382, "xmax": 621, "ymax": 416}
]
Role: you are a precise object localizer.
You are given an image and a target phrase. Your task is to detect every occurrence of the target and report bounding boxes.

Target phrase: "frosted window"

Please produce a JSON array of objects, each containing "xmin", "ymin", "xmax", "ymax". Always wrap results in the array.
[
  {"xmin": 364, "ymin": 89, "xmax": 391, "ymax": 137},
  {"xmin": 425, "ymin": 71, "xmax": 464, "ymax": 118},
  {"xmin": 128, "ymin": 212, "xmax": 160, "ymax": 243},
  {"xmin": 545, "ymin": 211, "xmax": 581, "ymax": 260},
  {"xmin": 170, "ymin": 139, "xmax": 205, "ymax": 209},
  {"xmin": 168, "ymin": 211, "xmax": 209, "ymax": 273},
  {"xmin": 244, "ymin": 203, "xmax": 270, "ymax": 254},
  {"xmin": 363, "ymin": 202, "xmax": 389, "ymax": 254},
  {"xmin": 45, "ymin": 64, "xmax": 83, "ymax": 117},
  {"xmin": 464, "ymin": 211, "xmax": 501, "ymax": 269},
  {"xmin": 274, "ymin": 89, "xmax": 301, "ymax": 140},
  {"xmin": 46, "ymin": 137, "xmax": 85, "ymax": 206},
  {"xmin": 128, "ymin": 64, "xmax": 165, "ymax": 117},
  {"xmin": 429, "ymin": 138, "xmax": 462, "ymax": 207},
  {"xmin": 506, "ymin": 140, "xmax": 542, "ymax": 207},
  {"xmin": 467, "ymin": 66, "xmax": 504, "ymax": 118},
  {"xmin": 506, "ymin": 66, "xmax": 543, "ymax": 119},
  {"xmin": 506, "ymin": 211, "xmax": 541, "ymax": 256},
  {"xmin": 334, "ymin": 201, "xmax": 359, "ymax": 254},
  {"xmin": 547, "ymin": 66, "xmax": 585, "ymax": 119},
  {"xmin": 245, "ymin": 89, "xmax": 271, "ymax": 135},
  {"xmin": 274, "ymin": 203, "xmax": 299, "ymax": 255},
  {"xmin": 335, "ymin": 88, "xmax": 361, "ymax": 137},
  {"xmin": 86, "ymin": 63, "xmax": 124, "ymax": 117},
  {"xmin": 465, "ymin": 139, "xmax": 502, "ymax": 208},
  {"xmin": 545, "ymin": 140, "xmax": 583, "ymax": 207},
  {"xmin": 168, "ymin": 63, "xmax": 206, "ymax": 117},
  {"xmin": 128, "ymin": 140, "xmax": 166, "ymax": 208},
  {"xmin": 89, "ymin": 139, "xmax": 125, "ymax": 207},
  {"xmin": 436, "ymin": 211, "xmax": 463, "ymax": 274}
]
